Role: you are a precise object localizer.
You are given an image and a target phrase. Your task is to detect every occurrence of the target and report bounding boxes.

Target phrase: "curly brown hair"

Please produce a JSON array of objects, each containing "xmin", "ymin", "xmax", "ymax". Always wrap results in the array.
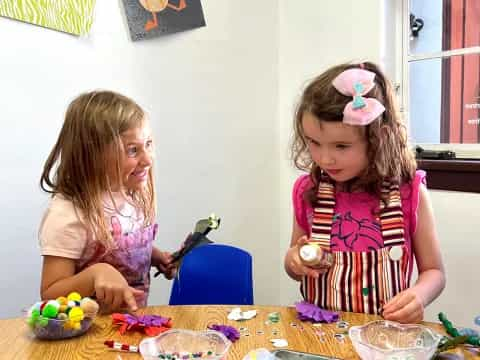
[
  {"xmin": 40, "ymin": 90, "xmax": 156, "ymax": 248},
  {"xmin": 291, "ymin": 62, "xmax": 417, "ymax": 206}
]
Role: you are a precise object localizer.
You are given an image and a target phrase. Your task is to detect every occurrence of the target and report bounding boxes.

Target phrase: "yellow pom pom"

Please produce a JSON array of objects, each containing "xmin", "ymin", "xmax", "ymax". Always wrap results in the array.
[
  {"xmin": 72, "ymin": 321, "xmax": 81, "ymax": 330},
  {"xmin": 67, "ymin": 292, "xmax": 82, "ymax": 302},
  {"xmin": 68, "ymin": 307, "xmax": 84, "ymax": 323},
  {"xmin": 63, "ymin": 320, "xmax": 74, "ymax": 330}
]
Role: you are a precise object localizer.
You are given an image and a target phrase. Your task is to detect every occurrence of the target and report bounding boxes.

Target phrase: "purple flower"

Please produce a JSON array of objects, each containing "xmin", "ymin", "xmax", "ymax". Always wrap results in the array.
[
  {"xmin": 208, "ymin": 324, "xmax": 240, "ymax": 342},
  {"xmin": 137, "ymin": 315, "xmax": 170, "ymax": 327},
  {"xmin": 124, "ymin": 314, "xmax": 170, "ymax": 327},
  {"xmin": 295, "ymin": 301, "xmax": 339, "ymax": 323}
]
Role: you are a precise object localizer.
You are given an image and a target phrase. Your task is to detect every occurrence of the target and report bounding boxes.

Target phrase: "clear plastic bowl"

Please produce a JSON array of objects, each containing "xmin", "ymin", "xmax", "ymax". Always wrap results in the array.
[
  {"xmin": 139, "ymin": 329, "xmax": 232, "ymax": 360},
  {"xmin": 24, "ymin": 298, "xmax": 98, "ymax": 341},
  {"xmin": 349, "ymin": 320, "xmax": 442, "ymax": 360},
  {"xmin": 26, "ymin": 315, "xmax": 94, "ymax": 340}
]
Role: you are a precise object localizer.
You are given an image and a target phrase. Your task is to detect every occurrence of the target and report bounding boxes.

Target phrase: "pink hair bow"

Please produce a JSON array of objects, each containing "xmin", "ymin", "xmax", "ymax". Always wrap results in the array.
[{"xmin": 332, "ymin": 68, "xmax": 385, "ymax": 126}]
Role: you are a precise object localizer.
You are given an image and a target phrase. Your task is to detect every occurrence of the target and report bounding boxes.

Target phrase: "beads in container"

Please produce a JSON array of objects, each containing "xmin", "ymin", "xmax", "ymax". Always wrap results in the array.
[
  {"xmin": 139, "ymin": 329, "xmax": 232, "ymax": 360},
  {"xmin": 25, "ymin": 292, "xmax": 99, "ymax": 340}
]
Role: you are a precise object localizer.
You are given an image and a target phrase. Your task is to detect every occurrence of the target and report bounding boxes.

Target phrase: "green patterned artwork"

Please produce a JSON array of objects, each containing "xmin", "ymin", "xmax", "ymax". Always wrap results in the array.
[{"xmin": 0, "ymin": 0, "xmax": 96, "ymax": 35}]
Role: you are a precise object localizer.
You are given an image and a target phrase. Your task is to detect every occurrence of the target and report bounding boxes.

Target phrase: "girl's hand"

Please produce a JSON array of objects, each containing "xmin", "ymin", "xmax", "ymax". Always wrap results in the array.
[
  {"xmin": 93, "ymin": 263, "xmax": 144, "ymax": 312},
  {"xmin": 285, "ymin": 235, "xmax": 329, "ymax": 279},
  {"xmin": 382, "ymin": 288, "xmax": 424, "ymax": 323},
  {"xmin": 152, "ymin": 250, "xmax": 177, "ymax": 280}
]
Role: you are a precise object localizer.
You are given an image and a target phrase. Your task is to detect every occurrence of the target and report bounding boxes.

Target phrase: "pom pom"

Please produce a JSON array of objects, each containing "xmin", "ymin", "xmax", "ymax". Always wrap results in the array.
[
  {"xmin": 38, "ymin": 317, "xmax": 49, "ymax": 327},
  {"xmin": 57, "ymin": 313, "xmax": 68, "ymax": 321},
  {"xmin": 80, "ymin": 297, "xmax": 99, "ymax": 318},
  {"xmin": 68, "ymin": 307, "xmax": 84, "ymax": 323},
  {"xmin": 67, "ymin": 292, "xmax": 82, "ymax": 302},
  {"xmin": 42, "ymin": 300, "xmax": 60, "ymax": 318},
  {"xmin": 39, "ymin": 301, "xmax": 48, "ymax": 313},
  {"xmin": 56, "ymin": 296, "xmax": 68, "ymax": 305},
  {"xmin": 27, "ymin": 308, "xmax": 40, "ymax": 327}
]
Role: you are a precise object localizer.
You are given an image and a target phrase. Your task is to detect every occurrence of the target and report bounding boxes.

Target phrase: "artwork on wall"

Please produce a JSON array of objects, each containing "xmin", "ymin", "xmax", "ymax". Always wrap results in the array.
[
  {"xmin": 0, "ymin": 0, "xmax": 96, "ymax": 36},
  {"xmin": 121, "ymin": 0, "xmax": 206, "ymax": 41}
]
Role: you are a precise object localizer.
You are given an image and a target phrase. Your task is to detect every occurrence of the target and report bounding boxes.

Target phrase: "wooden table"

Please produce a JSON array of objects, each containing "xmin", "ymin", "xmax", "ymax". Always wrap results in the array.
[{"xmin": 0, "ymin": 305, "xmax": 478, "ymax": 359}]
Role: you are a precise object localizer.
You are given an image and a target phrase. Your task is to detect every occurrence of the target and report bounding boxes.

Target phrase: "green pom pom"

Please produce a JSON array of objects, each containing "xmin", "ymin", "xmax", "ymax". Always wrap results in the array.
[
  {"xmin": 26, "ymin": 317, "xmax": 36, "ymax": 328},
  {"xmin": 30, "ymin": 308, "xmax": 40, "ymax": 320},
  {"xmin": 42, "ymin": 301, "xmax": 59, "ymax": 318},
  {"xmin": 28, "ymin": 308, "xmax": 40, "ymax": 327},
  {"xmin": 38, "ymin": 317, "xmax": 49, "ymax": 327}
]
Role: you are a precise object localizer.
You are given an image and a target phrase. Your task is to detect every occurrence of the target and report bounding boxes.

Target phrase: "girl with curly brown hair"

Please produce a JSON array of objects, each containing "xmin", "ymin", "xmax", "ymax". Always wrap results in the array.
[{"xmin": 284, "ymin": 62, "xmax": 445, "ymax": 323}]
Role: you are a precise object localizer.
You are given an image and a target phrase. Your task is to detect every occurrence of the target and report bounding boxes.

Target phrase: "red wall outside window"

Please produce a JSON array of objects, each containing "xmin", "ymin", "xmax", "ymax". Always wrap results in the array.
[{"xmin": 441, "ymin": 0, "xmax": 480, "ymax": 143}]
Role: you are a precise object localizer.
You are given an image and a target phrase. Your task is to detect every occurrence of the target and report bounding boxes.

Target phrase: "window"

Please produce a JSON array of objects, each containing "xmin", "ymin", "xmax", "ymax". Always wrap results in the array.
[{"xmin": 400, "ymin": 0, "xmax": 480, "ymax": 192}]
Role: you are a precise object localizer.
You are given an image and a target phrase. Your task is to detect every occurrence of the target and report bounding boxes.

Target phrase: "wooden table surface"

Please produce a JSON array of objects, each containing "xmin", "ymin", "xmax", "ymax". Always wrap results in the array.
[{"xmin": 0, "ymin": 305, "xmax": 478, "ymax": 359}]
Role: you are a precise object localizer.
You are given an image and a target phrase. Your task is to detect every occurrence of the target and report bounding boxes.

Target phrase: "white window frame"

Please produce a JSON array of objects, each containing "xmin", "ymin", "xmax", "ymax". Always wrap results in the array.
[{"xmin": 398, "ymin": 0, "xmax": 480, "ymax": 159}]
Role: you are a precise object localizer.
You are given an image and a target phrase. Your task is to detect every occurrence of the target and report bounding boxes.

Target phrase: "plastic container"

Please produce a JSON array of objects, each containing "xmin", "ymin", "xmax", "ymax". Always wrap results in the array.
[
  {"xmin": 349, "ymin": 320, "xmax": 442, "ymax": 360},
  {"xmin": 24, "ymin": 296, "xmax": 98, "ymax": 340},
  {"xmin": 299, "ymin": 244, "xmax": 333, "ymax": 268},
  {"xmin": 139, "ymin": 329, "xmax": 232, "ymax": 360},
  {"xmin": 27, "ymin": 315, "xmax": 94, "ymax": 340}
]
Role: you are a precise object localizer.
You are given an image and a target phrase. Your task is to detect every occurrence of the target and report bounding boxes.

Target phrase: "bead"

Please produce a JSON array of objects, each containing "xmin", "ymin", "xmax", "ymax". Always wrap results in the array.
[
  {"xmin": 337, "ymin": 321, "xmax": 349, "ymax": 329},
  {"xmin": 474, "ymin": 315, "xmax": 480, "ymax": 326},
  {"xmin": 267, "ymin": 312, "xmax": 280, "ymax": 323}
]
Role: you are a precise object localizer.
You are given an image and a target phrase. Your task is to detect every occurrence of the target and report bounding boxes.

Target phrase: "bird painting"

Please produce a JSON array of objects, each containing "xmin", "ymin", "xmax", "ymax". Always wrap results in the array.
[{"xmin": 138, "ymin": 0, "xmax": 187, "ymax": 31}]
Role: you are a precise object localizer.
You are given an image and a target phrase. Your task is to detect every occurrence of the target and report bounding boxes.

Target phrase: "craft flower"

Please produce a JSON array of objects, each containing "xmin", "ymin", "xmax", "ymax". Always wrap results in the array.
[
  {"xmin": 208, "ymin": 324, "xmax": 240, "ymax": 342},
  {"xmin": 112, "ymin": 313, "xmax": 172, "ymax": 336},
  {"xmin": 295, "ymin": 301, "xmax": 339, "ymax": 323}
]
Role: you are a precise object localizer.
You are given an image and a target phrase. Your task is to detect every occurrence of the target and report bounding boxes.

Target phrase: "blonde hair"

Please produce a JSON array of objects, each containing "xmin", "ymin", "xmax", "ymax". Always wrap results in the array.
[
  {"xmin": 40, "ymin": 90, "xmax": 156, "ymax": 247},
  {"xmin": 291, "ymin": 62, "xmax": 417, "ymax": 203}
]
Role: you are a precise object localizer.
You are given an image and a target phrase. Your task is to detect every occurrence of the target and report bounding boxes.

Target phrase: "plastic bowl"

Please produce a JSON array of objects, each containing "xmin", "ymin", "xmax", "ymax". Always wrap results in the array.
[
  {"xmin": 349, "ymin": 320, "xmax": 442, "ymax": 360},
  {"xmin": 24, "ymin": 297, "xmax": 98, "ymax": 340},
  {"xmin": 27, "ymin": 316, "xmax": 94, "ymax": 340},
  {"xmin": 139, "ymin": 329, "xmax": 232, "ymax": 360}
]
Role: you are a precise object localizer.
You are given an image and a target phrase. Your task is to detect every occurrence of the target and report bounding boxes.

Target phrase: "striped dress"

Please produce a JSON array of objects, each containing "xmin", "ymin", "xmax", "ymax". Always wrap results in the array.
[{"xmin": 292, "ymin": 171, "xmax": 426, "ymax": 314}]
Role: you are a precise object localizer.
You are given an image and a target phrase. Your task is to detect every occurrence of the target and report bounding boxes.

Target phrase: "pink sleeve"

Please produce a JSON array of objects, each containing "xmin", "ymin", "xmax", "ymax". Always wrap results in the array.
[
  {"xmin": 292, "ymin": 174, "xmax": 313, "ymax": 234},
  {"xmin": 407, "ymin": 170, "xmax": 427, "ymax": 237},
  {"xmin": 39, "ymin": 196, "xmax": 88, "ymax": 259}
]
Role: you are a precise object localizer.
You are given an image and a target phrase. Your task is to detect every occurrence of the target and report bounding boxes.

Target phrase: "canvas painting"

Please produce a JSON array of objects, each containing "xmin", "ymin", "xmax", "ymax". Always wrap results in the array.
[
  {"xmin": 0, "ymin": 0, "xmax": 96, "ymax": 36},
  {"xmin": 122, "ymin": 0, "xmax": 205, "ymax": 41}
]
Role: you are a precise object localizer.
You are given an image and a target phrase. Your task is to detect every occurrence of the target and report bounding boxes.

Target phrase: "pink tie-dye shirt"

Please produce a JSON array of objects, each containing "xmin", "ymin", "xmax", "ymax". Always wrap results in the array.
[{"xmin": 39, "ymin": 193, "xmax": 156, "ymax": 306}]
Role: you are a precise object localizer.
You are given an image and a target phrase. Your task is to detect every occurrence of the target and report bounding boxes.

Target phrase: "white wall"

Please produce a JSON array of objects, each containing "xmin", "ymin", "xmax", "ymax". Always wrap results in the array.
[
  {"xmin": 421, "ymin": 190, "xmax": 480, "ymax": 327},
  {"xmin": 0, "ymin": 0, "xmax": 279, "ymax": 318}
]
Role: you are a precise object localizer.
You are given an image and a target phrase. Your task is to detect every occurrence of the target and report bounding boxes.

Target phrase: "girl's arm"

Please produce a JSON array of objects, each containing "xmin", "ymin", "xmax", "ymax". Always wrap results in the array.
[
  {"xmin": 41, "ymin": 256, "xmax": 142, "ymax": 311},
  {"xmin": 383, "ymin": 185, "xmax": 446, "ymax": 323},
  {"xmin": 410, "ymin": 185, "xmax": 446, "ymax": 305},
  {"xmin": 284, "ymin": 215, "xmax": 325, "ymax": 281}
]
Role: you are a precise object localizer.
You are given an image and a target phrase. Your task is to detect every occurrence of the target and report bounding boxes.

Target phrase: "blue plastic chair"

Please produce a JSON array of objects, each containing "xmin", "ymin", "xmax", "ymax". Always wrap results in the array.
[{"xmin": 169, "ymin": 243, "xmax": 253, "ymax": 305}]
